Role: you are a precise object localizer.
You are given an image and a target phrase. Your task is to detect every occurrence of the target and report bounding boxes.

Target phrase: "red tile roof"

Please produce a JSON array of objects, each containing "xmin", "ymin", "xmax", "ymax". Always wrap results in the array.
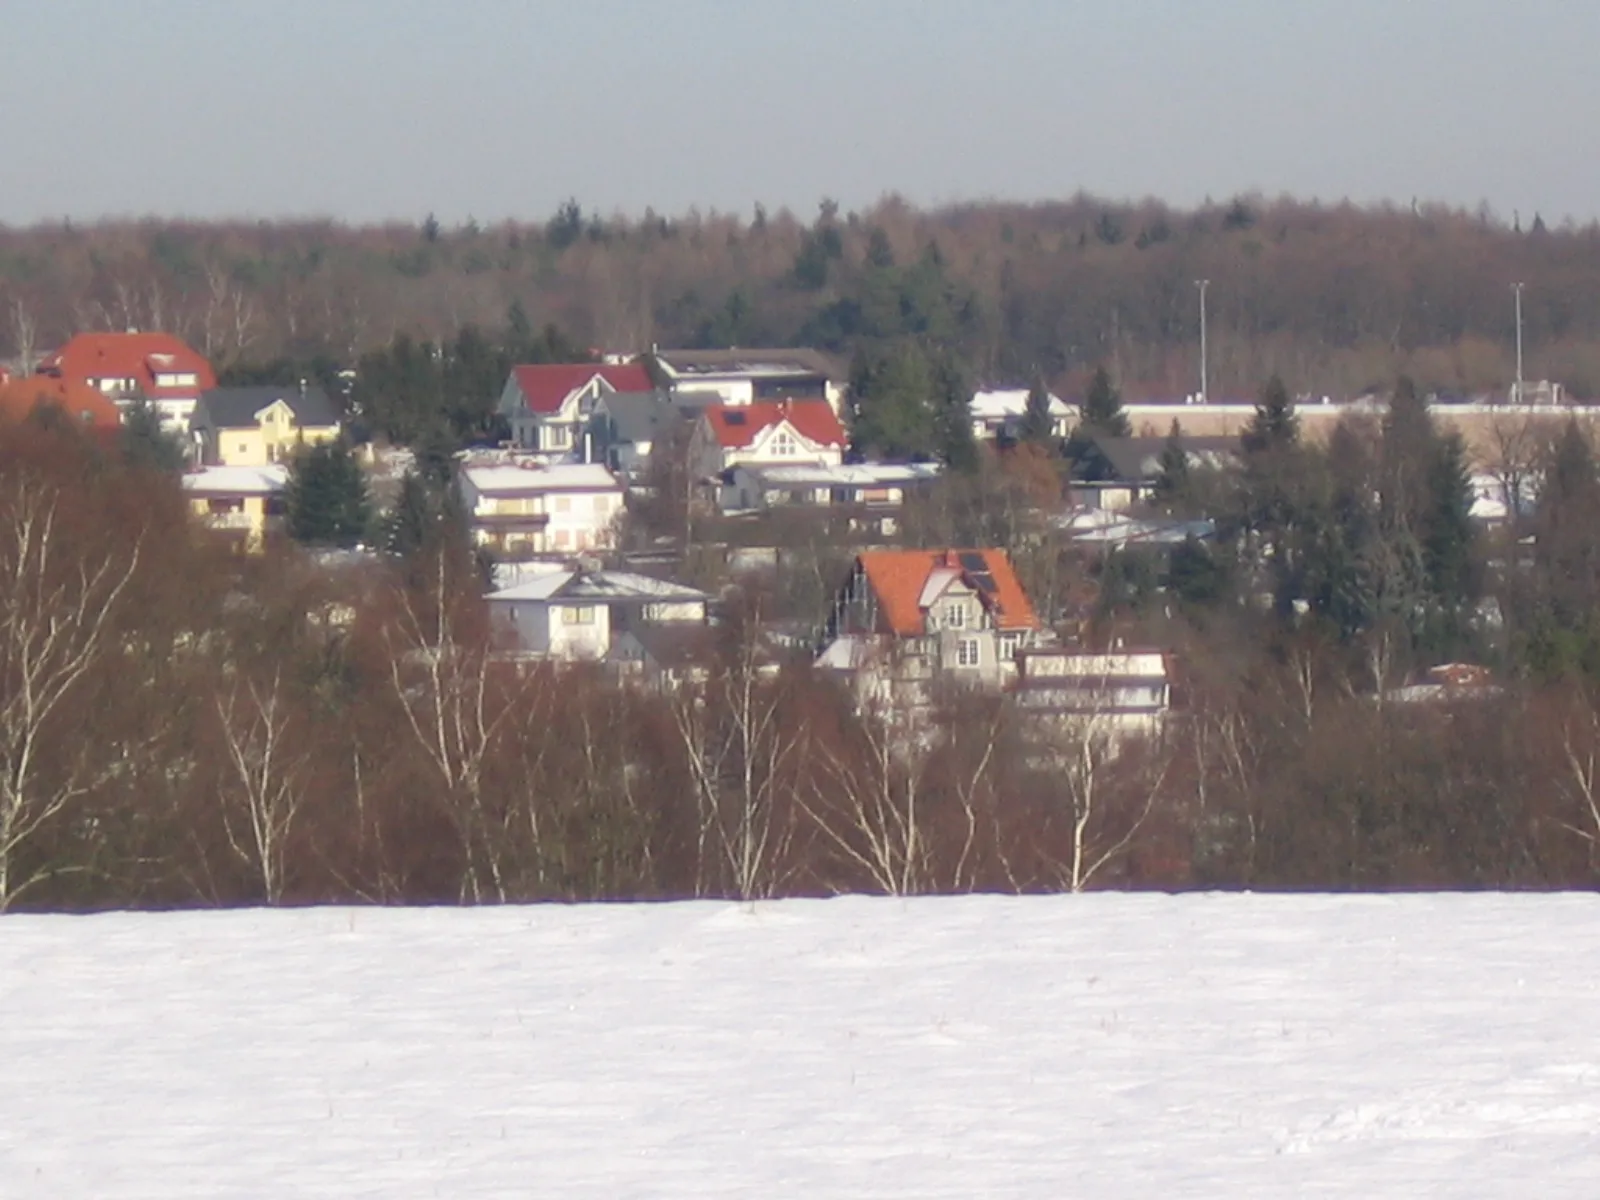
[
  {"xmin": 508, "ymin": 363, "xmax": 651, "ymax": 414},
  {"xmin": 702, "ymin": 399, "xmax": 846, "ymax": 450},
  {"xmin": 38, "ymin": 331, "xmax": 215, "ymax": 399},
  {"xmin": 857, "ymin": 548, "xmax": 1039, "ymax": 635},
  {"xmin": 0, "ymin": 376, "xmax": 123, "ymax": 428}
]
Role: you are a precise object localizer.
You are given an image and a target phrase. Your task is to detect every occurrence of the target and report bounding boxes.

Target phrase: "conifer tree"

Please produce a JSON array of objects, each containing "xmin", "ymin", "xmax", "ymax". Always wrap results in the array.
[
  {"xmin": 1079, "ymin": 366, "xmax": 1130, "ymax": 437},
  {"xmin": 120, "ymin": 396, "xmax": 187, "ymax": 472},
  {"xmin": 1153, "ymin": 419, "xmax": 1191, "ymax": 508},
  {"xmin": 1243, "ymin": 375, "xmax": 1299, "ymax": 454},
  {"xmin": 1018, "ymin": 374, "xmax": 1057, "ymax": 447},
  {"xmin": 285, "ymin": 441, "xmax": 372, "ymax": 549}
]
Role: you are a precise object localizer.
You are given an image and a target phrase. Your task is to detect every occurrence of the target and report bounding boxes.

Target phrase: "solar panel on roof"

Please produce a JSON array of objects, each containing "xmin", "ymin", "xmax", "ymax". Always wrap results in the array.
[
  {"xmin": 958, "ymin": 551, "xmax": 988, "ymax": 572},
  {"xmin": 973, "ymin": 574, "xmax": 998, "ymax": 595}
]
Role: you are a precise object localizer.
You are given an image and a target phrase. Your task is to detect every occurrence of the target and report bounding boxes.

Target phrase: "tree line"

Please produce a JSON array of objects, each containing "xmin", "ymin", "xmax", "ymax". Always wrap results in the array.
[{"xmin": 4, "ymin": 194, "xmax": 1598, "ymax": 404}]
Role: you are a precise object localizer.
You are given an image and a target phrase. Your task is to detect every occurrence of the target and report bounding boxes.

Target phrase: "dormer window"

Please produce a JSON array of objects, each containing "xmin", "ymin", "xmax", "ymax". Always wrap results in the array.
[{"xmin": 944, "ymin": 602, "xmax": 966, "ymax": 629}]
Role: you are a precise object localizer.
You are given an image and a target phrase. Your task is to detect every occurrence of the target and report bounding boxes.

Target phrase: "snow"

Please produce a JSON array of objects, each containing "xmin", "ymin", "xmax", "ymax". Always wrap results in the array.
[
  {"xmin": 3, "ymin": 894, "xmax": 1599, "ymax": 1197},
  {"xmin": 180, "ymin": 464, "xmax": 288, "ymax": 495},
  {"xmin": 970, "ymin": 388, "xmax": 1071, "ymax": 418},
  {"xmin": 461, "ymin": 462, "xmax": 622, "ymax": 495}
]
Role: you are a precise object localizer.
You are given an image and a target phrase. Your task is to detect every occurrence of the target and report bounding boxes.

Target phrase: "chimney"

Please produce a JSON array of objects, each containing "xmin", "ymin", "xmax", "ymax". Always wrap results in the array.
[{"xmin": 297, "ymin": 377, "xmax": 306, "ymax": 397}]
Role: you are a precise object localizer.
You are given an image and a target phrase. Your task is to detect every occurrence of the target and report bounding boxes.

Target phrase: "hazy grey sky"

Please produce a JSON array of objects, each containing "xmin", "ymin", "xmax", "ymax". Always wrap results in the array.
[{"xmin": 3, "ymin": 0, "xmax": 1596, "ymax": 225}]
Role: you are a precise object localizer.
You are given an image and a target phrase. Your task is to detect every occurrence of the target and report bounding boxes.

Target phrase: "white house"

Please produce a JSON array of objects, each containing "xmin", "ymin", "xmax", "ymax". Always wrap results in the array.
[
  {"xmin": 1011, "ymin": 647, "xmax": 1172, "ymax": 744},
  {"xmin": 688, "ymin": 399, "xmax": 847, "ymax": 489},
  {"xmin": 487, "ymin": 568, "xmax": 709, "ymax": 662},
  {"xmin": 458, "ymin": 460, "xmax": 626, "ymax": 556},
  {"xmin": 969, "ymin": 388, "xmax": 1073, "ymax": 442},
  {"xmin": 719, "ymin": 461, "xmax": 942, "ymax": 515},
  {"xmin": 647, "ymin": 347, "xmax": 847, "ymax": 415},
  {"xmin": 496, "ymin": 362, "xmax": 656, "ymax": 460}
]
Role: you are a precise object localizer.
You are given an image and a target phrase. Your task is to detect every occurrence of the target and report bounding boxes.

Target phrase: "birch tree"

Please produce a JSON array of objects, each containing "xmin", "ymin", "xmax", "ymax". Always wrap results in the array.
[
  {"xmin": 213, "ymin": 669, "xmax": 309, "ymax": 904},
  {"xmin": 0, "ymin": 473, "xmax": 141, "ymax": 909}
]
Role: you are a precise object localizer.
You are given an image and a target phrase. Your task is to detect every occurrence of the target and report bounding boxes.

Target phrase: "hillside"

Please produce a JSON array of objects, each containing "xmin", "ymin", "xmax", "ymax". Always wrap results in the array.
[
  {"xmin": 3, "ymin": 195, "xmax": 1598, "ymax": 399},
  {"xmin": 4, "ymin": 894, "xmax": 1598, "ymax": 1197}
]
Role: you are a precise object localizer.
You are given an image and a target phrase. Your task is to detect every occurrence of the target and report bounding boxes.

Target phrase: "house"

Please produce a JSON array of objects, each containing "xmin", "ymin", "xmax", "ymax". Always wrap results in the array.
[
  {"xmin": 181, "ymin": 464, "xmax": 287, "ymax": 551},
  {"xmin": 646, "ymin": 347, "xmax": 847, "ymax": 415},
  {"xmin": 718, "ymin": 462, "xmax": 942, "ymax": 518},
  {"xmin": 1384, "ymin": 662, "xmax": 1502, "ymax": 706},
  {"xmin": 458, "ymin": 459, "xmax": 626, "ymax": 556},
  {"xmin": 0, "ymin": 375, "xmax": 123, "ymax": 431},
  {"xmin": 1011, "ymin": 647, "xmax": 1171, "ymax": 744},
  {"xmin": 496, "ymin": 362, "xmax": 655, "ymax": 459},
  {"xmin": 689, "ymin": 399, "xmax": 847, "ymax": 494},
  {"xmin": 818, "ymin": 548, "xmax": 1042, "ymax": 693},
  {"xmin": 586, "ymin": 390, "xmax": 704, "ymax": 480},
  {"xmin": 1070, "ymin": 434, "xmax": 1239, "ymax": 512},
  {"xmin": 188, "ymin": 384, "xmax": 341, "ymax": 466},
  {"xmin": 969, "ymin": 388, "xmax": 1073, "ymax": 442},
  {"xmin": 486, "ymin": 566, "xmax": 709, "ymax": 662},
  {"xmin": 35, "ymin": 331, "xmax": 216, "ymax": 431}
]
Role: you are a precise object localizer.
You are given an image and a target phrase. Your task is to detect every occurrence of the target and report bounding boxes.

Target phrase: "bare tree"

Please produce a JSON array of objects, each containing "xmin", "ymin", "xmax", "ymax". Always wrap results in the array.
[
  {"xmin": 8, "ymin": 295, "xmax": 39, "ymax": 374},
  {"xmin": 0, "ymin": 475, "xmax": 141, "ymax": 909},
  {"xmin": 213, "ymin": 669, "xmax": 309, "ymax": 904}
]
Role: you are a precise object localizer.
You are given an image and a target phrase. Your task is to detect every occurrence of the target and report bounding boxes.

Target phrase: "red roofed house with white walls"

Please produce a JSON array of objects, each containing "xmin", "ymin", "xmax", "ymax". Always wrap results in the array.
[{"xmin": 496, "ymin": 362, "xmax": 654, "ymax": 461}]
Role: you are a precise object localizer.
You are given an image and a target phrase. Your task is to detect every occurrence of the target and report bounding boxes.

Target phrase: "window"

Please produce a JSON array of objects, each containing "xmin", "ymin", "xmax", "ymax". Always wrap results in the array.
[
  {"xmin": 944, "ymin": 602, "xmax": 966, "ymax": 629},
  {"xmin": 554, "ymin": 496, "xmax": 571, "ymax": 514},
  {"xmin": 999, "ymin": 633, "xmax": 1020, "ymax": 660},
  {"xmin": 956, "ymin": 638, "xmax": 981, "ymax": 668},
  {"xmin": 771, "ymin": 430, "xmax": 797, "ymax": 457},
  {"xmin": 547, "ymin": 424, "xmax": 573, "ymax": 449},
  {"xmin": 237, "ymin": 442, "xmax": 249, "ymax": 455},
  {"xmin": 561, "ymin": 606, "xmax": 595, "ymax": 626}
]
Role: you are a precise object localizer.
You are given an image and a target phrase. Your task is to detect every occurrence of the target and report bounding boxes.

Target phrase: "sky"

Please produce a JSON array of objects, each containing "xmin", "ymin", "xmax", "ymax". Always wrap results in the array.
[{"xmin": 2, "ymin": 0, "xmax": 1597, "ymax": 226}]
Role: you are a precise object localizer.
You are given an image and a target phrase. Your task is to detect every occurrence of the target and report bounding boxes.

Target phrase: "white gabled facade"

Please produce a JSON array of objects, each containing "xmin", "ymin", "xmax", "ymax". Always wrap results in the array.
[{"xmin": 459, "ymin": 461, "xmax": 626, "ymax": 556}]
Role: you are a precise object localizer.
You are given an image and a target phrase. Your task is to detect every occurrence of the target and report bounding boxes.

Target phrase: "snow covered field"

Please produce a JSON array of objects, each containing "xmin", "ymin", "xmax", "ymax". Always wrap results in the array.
[{"xmin": 3, "ymin": 894, "xmax": 1599, "ymax": 1198}]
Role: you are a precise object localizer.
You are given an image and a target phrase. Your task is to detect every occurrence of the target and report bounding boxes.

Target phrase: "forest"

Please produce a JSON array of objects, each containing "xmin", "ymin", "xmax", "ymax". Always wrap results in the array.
[{"xmin": 2, "ymin": 193, "xmax": 1596, "ymax": 402}]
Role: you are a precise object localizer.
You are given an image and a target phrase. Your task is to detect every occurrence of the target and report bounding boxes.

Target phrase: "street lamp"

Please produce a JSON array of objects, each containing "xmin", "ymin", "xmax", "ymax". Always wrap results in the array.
[
  {"xmin": 1512, "ymin": 282, "xmax": 1525, "ymax": 404},
  {"xmin": 1195, "ymin": 279, "xmax": 1210, "ymax": 403}
]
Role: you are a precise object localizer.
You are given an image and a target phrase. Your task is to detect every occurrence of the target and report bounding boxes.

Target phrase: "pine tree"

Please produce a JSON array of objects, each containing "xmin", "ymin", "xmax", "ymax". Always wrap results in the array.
[
  {"xmin": 1079, "ymin": 366, "xmax": 1130, "ymax": 437},
  {"xmin": 1420, "ymin": 431, "xmax": 1477, "ymax": 614},
  {"xmin": 932, "ymin": 351, "xmax": 979, "ymax": 473},
  {"xmin": 285, "ymin": 441, "xmax": 372, "ymax": 548},
  {"xmin": 1018, "ymin": 374, "xmax": 1057, "ymax": 447},
  {"xmin": 383, "ymin": 470, "xmax": 436, "ymax": 559},
  {"xmin": 1153, "ymin": 419, "xmax": 1191, "ymax": 508},
  {"xmin": 1243, "ymin": 374, "xmax": 1299, "ymax": 454},
  {"xmin": 120, "ymin": 396, "xmax": 187, "ymax": 472}
]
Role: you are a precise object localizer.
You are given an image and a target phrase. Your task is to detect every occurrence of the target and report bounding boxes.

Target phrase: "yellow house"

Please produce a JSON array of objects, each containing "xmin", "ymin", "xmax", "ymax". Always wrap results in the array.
[
  {"xmin": 181, "ymin": 465, "xmax": 289, "ymax": 552},
  {"xmin": 189, "ymin": 384, "xmax": 341, "ymax": 466}
]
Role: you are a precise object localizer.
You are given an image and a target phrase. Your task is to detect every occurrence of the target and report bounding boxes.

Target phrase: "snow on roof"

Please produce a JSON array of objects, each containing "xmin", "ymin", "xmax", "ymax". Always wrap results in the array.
[
  {"xmin": 181, "ymin": 465, "xmax": 288, "ymax": 495},
  {"xmin": 488, "ymin": 569, "xmax": 709, "ymax": 604},
  {"xmin": 462, "ymin": 462, "xmax": 623, "ymax": 494},
  {"xmin": 969, "ymin": 388, "xmax": 1071, "ymax": 419},
  {"xmin": 739, "ymin": 462, "xmax": 943, "ymax": 488}
]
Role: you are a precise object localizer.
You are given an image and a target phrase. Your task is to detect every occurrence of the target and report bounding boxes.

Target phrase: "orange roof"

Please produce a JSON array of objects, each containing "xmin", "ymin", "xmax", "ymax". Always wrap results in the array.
[
  {"xmin": 37, "ymin": 331, "xmax": 216, "ymax": 398},
  {"xmin": 857, "ymin": 548, "xmax": 1039, "ymax": 635},
  {"xmin": 0, "ymin": 376, "xmax": 123, "ymax": 428},
  {"xmin": 702, "ymin": 399, "xmax": 845, "ymax": 450}
]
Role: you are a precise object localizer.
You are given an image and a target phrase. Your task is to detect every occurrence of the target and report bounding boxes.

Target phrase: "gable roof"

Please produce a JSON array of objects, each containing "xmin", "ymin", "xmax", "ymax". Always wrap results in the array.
[
  {"xmin": 507, "ymin": 363, "xmax": 652, "ymax": 415},
  {"xmin": 37, "ymin": 332, "xmax": 215, "ymax": 398},
  {"xmin": 194, "ymin": 385, "xmax": 341, "ymax": 431},
  {"xmin": 488, "ymin": 569, "xmax": 708, "ymax": 605},
  {"xmin": 701, "ymin": 400, "xmax": 846, "ymax": 450},
  {"xmin": 1086, "ymin": 435, "xmax": 1240, "ymax": 482},
  {"xmin": 856, "ymin": 549, "xmax": 1039, "ymax": 635},
  {"xmin": 0, "ymin": 376, "xmax": 123, "ymax": 428},
  {"xmin": 651, "ymin": 347, "xmax": 846, "ymax": 382}
]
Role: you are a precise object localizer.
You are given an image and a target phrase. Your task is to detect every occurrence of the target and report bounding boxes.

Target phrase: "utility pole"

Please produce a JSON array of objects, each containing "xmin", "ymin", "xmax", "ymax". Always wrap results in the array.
[
  {"xmin": 1512, "ymin": 282, "xmax": 1525, "ymax": 404},
  {"xmin": 1195, "ymin": 279, "xmax": 1210, "ymax": 403}
]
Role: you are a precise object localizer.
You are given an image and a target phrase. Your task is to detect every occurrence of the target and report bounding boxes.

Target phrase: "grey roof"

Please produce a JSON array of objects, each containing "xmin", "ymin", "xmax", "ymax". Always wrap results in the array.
[
  {"xmin": 650, "ymin": 347, "xmax": 847, "ymax": 382},
  {"xmin": 1088, "ymin": 435, "xmax": 1239, "ymax": 482},
  {"xmin": 194, "ymin": 385, "xmax": 341, "ymax": 431},
  {"xmin": 593, "ymin": 391, "xmax": 696, "ymax": 445}
]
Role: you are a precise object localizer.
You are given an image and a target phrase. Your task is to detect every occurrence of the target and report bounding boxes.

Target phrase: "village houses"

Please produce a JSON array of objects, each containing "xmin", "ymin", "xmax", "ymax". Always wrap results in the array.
[
  {"xmin": 188, "ymin": 383, "xmax": 342, "ymax": 466},
  {"xmin": 486, "ymin": 565, "xmax": 709, "ymax": 665},
  {"xmin": 645, "ymin": 347, "xmax": 847, "ymax": 416},
  {"xmin": 458, "ymin": 459, "xmax": 626, "ymax": 556},
  {"xmin": 496, "ymin": 362, "xmax": 655, "ymax": 460},
  {"xmin": 969, "ymin": 387, "xmax": 1074, "ymax": 442},
  {"xmin": 35, "ymin": 331, "xmax": 215, "ymax": 431},
  {"xmin": 181, "ymin": 464, "xmax": 288, "ymax": 552},
  {"xmin": 688, "ymin": 398, "xmax": 848, "ymax": 507}
]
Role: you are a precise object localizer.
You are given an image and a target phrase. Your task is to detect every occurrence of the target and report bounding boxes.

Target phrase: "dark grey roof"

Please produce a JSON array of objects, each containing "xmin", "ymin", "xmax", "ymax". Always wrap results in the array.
[
  {"xmin": 1088, "ymin": 435, "xmax": 1239, "ymax": 482},
  {"xmin": 194, "ymin": 385, "xmax": 341, "ymax": 431},
  {"xmin": 594, "ymin": 391, "xmax": 700, "ymax": 444}
]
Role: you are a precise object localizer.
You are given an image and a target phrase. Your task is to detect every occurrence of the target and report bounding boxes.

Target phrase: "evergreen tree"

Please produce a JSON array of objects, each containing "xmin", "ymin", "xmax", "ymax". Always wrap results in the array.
[
  {"xmin": 1078, "ymin": 366, "xmax": 1130, "ymax": 437},
  {"xmin": 120, "ymin": 396, "xmax": 187, "ymax": 472},
  {"xmin": 1017, "ymin": 374, "xmax": 1056, "ymax": 447},
  {"xmin": 932, "ymin": 351, "xmax": 979, "ymax": 473},
  {"xmin": 848, "ymin": 342, "xmax": 941, "ymax": 460},
  {"xmin": 865, "ymin": 226, "xmax": 895, "ymax": 270},
  {"xmin": 1243, "ymin": 374, "xmax": 1299, "ymax": 454},
  {"xmin": 285, "ymin": 441, "xmax": 373, "ymax": 549},
  {"xmin": 383, "ymin": 470, "xmax": 436, "ymax": 559},
  {"xmin": 1153, "ymin": 419, "xmax": 1191, "ymax": 508}
]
